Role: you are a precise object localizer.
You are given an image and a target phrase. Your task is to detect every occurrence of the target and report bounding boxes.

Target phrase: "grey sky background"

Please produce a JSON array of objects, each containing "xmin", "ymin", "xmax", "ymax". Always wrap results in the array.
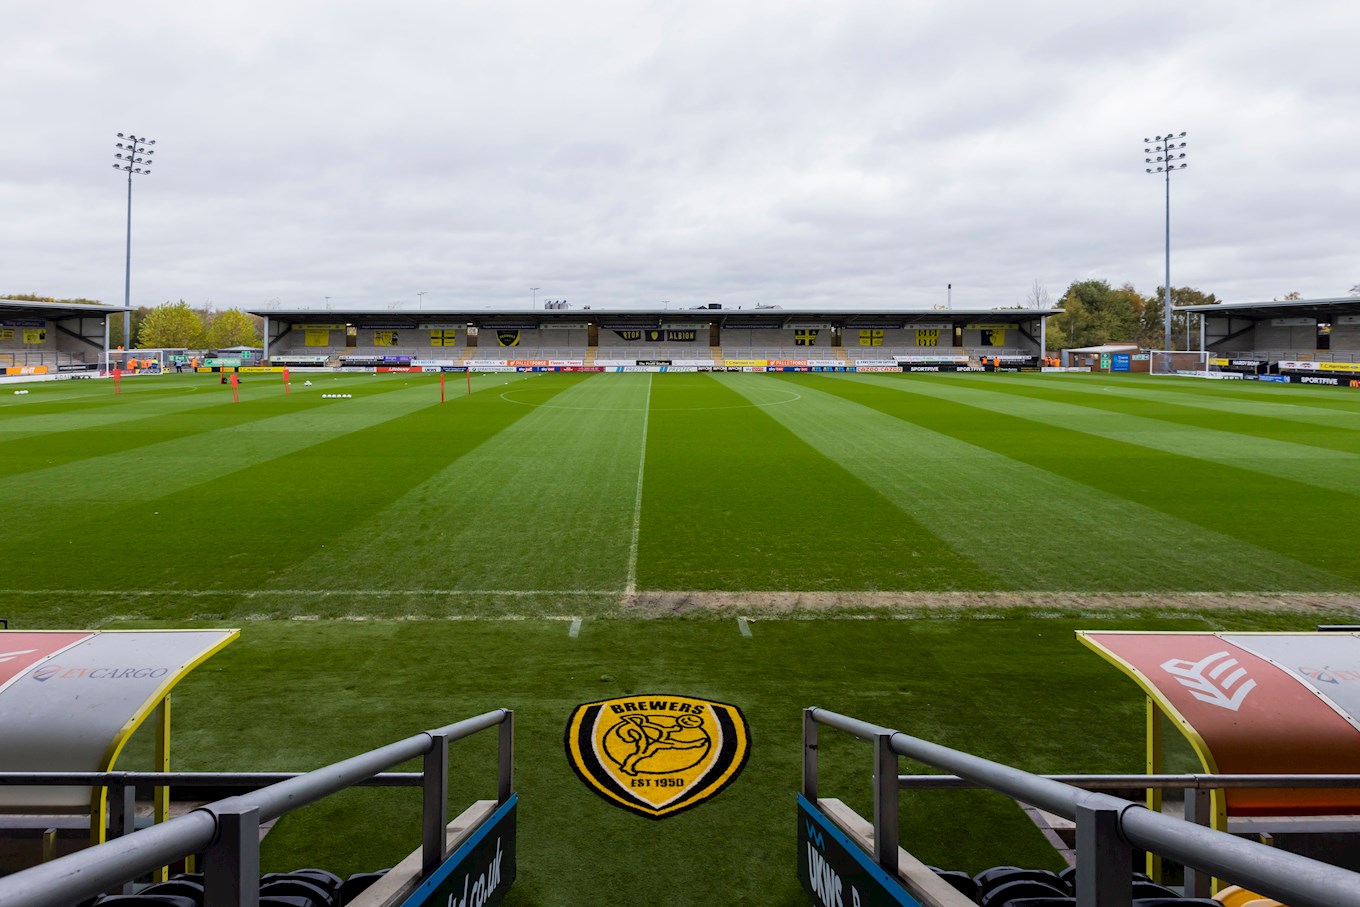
[{"xmin": 2, "ymin": 0, "xmax": 1356, "ymax": 311}]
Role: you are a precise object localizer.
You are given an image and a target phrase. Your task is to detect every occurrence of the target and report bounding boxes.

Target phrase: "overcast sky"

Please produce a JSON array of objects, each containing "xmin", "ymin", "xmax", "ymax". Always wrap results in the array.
[{"xmin": 2, "ymin": 0, "xmax": 1356, "ymax": 312}]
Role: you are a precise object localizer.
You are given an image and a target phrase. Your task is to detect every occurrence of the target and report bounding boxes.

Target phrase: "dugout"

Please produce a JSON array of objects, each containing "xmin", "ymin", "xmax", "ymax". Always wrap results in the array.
[
  {"xmin": 0, "ymin": 299, "xmax": 132, "ymax": 377},
  {"xmin": 0, "ymin": 629, "xmax": 237, "ymax": 868},
  {"xmin": 1079, "ymin": 631, "xmax": 1360, "ymax": 872},
  {"xmin": 1177, "ymin": 296, "xmax": 1360, "ymax": 384}
]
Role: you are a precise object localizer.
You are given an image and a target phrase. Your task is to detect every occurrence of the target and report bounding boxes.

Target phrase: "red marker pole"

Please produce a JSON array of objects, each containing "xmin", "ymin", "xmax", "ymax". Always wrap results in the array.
[
  {"xmin": 440, "ymin": 371, "xmax": 446, "ymax": 403},
  {"xmin": 229, "ymin": 371, "xmax": 240, "ymax": 404},
  {"xmin": 282, "ymin": 367, "xmax": 291, "ymax": 395},
  {"xmin": 113, "ymin": 367, "xmax": 122, "ymax": 395}
]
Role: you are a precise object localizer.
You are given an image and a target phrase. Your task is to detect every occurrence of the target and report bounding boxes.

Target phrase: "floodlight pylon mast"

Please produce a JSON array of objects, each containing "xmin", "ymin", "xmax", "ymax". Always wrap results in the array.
[
  {"xmin": 1144, "ymin": 132, "xmax": 1187, "ymax": 350},
  {"xmin": 113, "ymin": 133, "xmax": 156, "ymax": 352}
]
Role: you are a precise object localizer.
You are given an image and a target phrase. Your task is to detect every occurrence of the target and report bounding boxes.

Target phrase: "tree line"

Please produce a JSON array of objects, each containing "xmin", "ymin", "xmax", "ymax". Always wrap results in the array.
[
  {"xmin": 1042, "ymin": 280, "xmax": 1219, "ymax": 351},
  {"xmin": 1, "ymin": 295, "xmax": 262, "ymax": 349}
]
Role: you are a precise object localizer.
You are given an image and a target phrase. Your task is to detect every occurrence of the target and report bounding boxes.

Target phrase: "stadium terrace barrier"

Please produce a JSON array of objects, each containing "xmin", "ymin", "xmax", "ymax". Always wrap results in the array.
[
  {"xmin": 0, "ymin": 709, "xmax": 515, "ymax": 907},
  {"xmin": 801, "ymin": 707, "xmax": 1360, "ymax": 907}
]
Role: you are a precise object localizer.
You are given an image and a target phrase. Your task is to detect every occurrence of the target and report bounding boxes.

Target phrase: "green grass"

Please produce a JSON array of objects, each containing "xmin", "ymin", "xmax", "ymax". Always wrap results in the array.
[{"xmin": 2, "ymin": 371, "xmax": 1359, "ymax": 904}]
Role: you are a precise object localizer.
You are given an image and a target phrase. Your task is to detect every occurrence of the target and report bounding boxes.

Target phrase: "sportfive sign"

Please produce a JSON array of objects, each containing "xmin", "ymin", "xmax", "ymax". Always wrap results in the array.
[{"xmin": 564, "ymin": 694, "xmax": 750, "ymax": 819}]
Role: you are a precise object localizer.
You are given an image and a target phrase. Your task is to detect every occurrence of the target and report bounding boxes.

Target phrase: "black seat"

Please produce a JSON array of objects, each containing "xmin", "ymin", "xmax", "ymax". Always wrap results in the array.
[
  {"xmin": 269, "ymin": 869, "xmax": 343, "ymax": 898},
  {"xmin": 976, "ymin": 867, "xmax": 1064, "ymax": 899},
  {"xmin": 339, "ymin": 871, "xmax": 389, "ymax": 906},
  {"xmin": 1130, "ymin": 881, "xmax": 1182, "ymax": 900},
  {"xmin": 981, "ymin": 879, "xmax": 1070, "ymax": 907},
  {"xmin": 1002, "ymin": 899, "xmax": 1076, "ymax": 907},
  {"xmin": 259, "ymin": 898, "xmax": 314, "ymax": 907},
  {"xmin": 94, "ymin": 897, "xmax": 198, "ymax": 907},
  {"xmin": 257, "ymin": 879, "xmax": 335, "ymax": 907},
  {"xmin": 1057, "ymin": 865, "xmax": 1151, "ymax": 894},
  {"xmin": 927, "ymin": 867, "xmax": 978, "ymax": 901},
  {"xmin": 138, "ymin": 881, "xmax": 205, "ymax": 906}
]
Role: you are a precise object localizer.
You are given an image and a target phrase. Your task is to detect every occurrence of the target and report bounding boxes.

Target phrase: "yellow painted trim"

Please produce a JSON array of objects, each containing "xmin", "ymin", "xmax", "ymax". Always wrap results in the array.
[
  {"xmin": 1146, "ymin": 697, "xmax": 1163, "ymax": 880},
  {"xmin": 88, "ymin": 630, "xmax": 240, "ymax": 844},
  {"xmin": 154, "ymin": 695, "xmax": 171, "ymax": 883}
]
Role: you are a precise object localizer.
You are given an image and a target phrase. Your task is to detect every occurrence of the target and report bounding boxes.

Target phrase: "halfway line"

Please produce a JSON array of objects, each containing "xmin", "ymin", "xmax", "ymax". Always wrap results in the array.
[{"xmin": 624, "ymin": 374, "xmax": 652, "ymax": 595}]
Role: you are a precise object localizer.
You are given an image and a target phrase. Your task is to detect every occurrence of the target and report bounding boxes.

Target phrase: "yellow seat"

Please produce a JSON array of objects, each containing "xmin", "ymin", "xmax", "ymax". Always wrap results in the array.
[
  {"xmin": 1213, "ymin": 886, "xmax": 1268, "ymax": 907},
  {"xmin": 1240, "ymin": 900, "xmax": 1288, "ymax": 907}
]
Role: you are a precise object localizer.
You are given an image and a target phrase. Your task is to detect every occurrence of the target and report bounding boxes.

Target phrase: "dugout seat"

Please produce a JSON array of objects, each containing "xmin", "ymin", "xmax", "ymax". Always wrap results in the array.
[
  {"xmin": 1213, "ymin": 887, "xmax": 1268, "ymax": 907},
  {"xmin": 1058, "ymin": 865, "xmax": 1152, "ymax": 892},
  {"xmin": 137, "ymin": 880, "xmax": 204, "ymax": 905},
  {"xmin": 927, "ymin": 867, "xmax": 978, "ymax": 901},
  {"xmin": 91, "ymin": 897, "xmax": 198, "ymax": 907},
  {"xmin": 981, "ymin": 879, "xmax": 1070, "ymax": 907},
  {"xmin": 257, "ymin": 878, "xmax": 335, "ymax": 907},
  {"xmin": 999, "ymin": 899, "xmax": 1074, "ymax": 907},
  {"xmin": 264, "ymin": 869, "xmax": 343, "ymax": 900},
  {"xmin": 975, "ymin": 866, "xmax": 1065, "ymax": 900},
  {"xmin": 339, "ymin": 870, "xmax": 389, "ymax": 905},
  {"xmin": 1130, "ymin": 881, "xmax": 1183, "ymax": 900}
]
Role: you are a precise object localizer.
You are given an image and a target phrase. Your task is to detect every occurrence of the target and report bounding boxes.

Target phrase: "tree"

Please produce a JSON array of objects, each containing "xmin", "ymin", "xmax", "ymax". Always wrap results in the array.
[
  {"xmin": 1054, "ymin": 279, "xmax": 1148, "ymax": 350},
  {"xmin": 205, "ymin": 308, "xmax": 262, "ymax": 349},
  {"xmin": 1144, "ymin": 286, "xmax": 1220, "ymax": 350},
  {"xmin": 1025, "ymin": 280, "xmax": 1052, "ymax": 309},
  {"xmin": 1349, "ymin": 284, "xmax": 1360, "ymax": 297},
  {"xmin": 137, "ymin": 301, "xmax": 205, "ymax": 348}
]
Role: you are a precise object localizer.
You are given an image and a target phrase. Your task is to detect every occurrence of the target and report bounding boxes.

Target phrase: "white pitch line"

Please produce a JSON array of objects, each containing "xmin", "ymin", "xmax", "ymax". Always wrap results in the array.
[
  {"xmin": 569, "ymin": 618, "xmax": 582, "ymax": 638},
  {"xmin": 624, "ymin": 373, "xmax": 652, "ymax": 596},
  {"xmin": 738, "ymin": 617, "xmax": 752, "ymax": 637},
  {"xmin": 0, "ymin": 588, "xmax": 620, "ymax": 598}
]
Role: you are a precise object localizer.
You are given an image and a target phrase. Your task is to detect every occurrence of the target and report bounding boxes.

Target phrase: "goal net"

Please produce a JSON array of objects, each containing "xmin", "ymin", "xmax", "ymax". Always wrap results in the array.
[{"xmin": 1149, "ymin": 350, "xmax": 1211, "ymax": 377}]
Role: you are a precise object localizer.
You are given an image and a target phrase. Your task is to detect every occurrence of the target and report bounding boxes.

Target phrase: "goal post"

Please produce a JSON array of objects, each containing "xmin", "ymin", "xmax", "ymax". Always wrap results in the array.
[{"xmin": 1149, "ymin": 350, "xmax": 1211, "ymax": 376}]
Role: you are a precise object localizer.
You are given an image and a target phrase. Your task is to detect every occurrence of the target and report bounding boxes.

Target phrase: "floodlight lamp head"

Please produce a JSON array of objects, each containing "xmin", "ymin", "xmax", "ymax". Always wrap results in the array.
[
  {"xmin": 148, "ymin": 139, "xmax": 155, "ymax": 145},
  {"xmin": 1143, "ymin": 137, "xmax": 1151, "ymax": 142},
  {"xmin": 1178, "ymin": 131, "xmax": 1186, "ymax": 137}
]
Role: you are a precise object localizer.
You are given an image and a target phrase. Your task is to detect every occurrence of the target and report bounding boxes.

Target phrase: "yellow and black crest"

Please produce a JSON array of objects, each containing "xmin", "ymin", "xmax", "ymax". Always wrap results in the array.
[
  {"xmin": 497, "ymin": 330, "xmax": 520, "ymax": 347},
  {"xmin": 794, "ymin": 329, "xmax": 819, "ymax": 346},
  {"xmin": 564, "ymin": 694, "xmax": 750, "ymax": 820}
]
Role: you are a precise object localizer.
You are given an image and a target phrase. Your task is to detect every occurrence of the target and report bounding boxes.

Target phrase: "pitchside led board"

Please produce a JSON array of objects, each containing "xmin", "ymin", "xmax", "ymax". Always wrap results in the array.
[
  {"xmin": 1079, "ymin": 631, "xmax": 1360, "ymax": 828},
  {"xmin": 0, "ymin": 629, "xmax": 238, "ymax": 839}
]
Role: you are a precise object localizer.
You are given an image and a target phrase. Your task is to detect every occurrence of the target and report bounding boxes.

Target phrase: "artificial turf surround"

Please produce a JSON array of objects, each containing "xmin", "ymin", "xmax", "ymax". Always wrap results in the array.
[{"xmin": 2, "ymin": 371, "xmax": 1359, "ymax": 905}]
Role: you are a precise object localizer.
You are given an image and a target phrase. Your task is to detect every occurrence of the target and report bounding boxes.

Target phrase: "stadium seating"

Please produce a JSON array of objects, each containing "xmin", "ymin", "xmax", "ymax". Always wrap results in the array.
[{"xmin": 1211, "ymin": 887, "xmax": 1268, "ymax": 907}]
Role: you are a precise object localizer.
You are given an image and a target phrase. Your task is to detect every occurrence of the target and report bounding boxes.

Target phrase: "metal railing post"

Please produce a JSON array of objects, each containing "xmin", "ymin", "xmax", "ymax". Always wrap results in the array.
[
  {"xmin": 1183, "ymin": 787, "xmax": 1213, "ymax": 898},
  {"xmin": 108, "ymin": 782, "xmax": 137, "ymax": 894},
  {"xmin": 202, "ymin": 801, "xmax": 260, "ymax": 907},
  {"xmin": 873, "ymin": 732, "xmax": 899, "ymax": 874},
  {"xmin": 498, "ymin": 712, "xmax": 514, "ymax": 805},
  {"xmin": 422, "ymin": 731, "xmax": 450, "ymax": 877},
  {"xmin": 1075, "ymin": 801, "xmax": 1131, "ymax": 907},
  {"xmin": 802, "ymin": 709, "xmax": 819, "ymax": 801}
]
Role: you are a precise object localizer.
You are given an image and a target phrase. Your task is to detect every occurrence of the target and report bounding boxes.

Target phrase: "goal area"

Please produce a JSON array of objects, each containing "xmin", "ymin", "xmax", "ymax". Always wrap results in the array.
[{"xmin": 1149, "ymin": 350, "xmax": 1211, "ymax": 376}]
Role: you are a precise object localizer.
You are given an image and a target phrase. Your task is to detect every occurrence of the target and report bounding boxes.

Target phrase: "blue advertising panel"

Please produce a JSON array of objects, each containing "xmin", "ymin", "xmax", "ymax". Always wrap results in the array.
[
  {"xmin": 399, "ymin": 795, "xmax": 517, "ymax": 907},
  {"xmin": 1111, "ymin": 354, "xmax": 1131, "ymax": 372},
  {"xmin": 797, "ymin": 794, "xmax": 921, "ymax": 907}
]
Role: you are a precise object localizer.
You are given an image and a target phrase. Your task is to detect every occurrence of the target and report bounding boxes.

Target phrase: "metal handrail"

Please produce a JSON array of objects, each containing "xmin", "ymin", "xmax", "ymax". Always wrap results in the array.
[
  {"xmin": 0, "ymin": 771, "xmax": 422, "ymax": 788},
  {"xmin": 805, "ymin": 707, "xmax": 1360, "ymax": 907},
  {"xmin": 0, "ymin": 709, "xmax": 512, "ymax": 907},
  {"xmin": 897, "ymin": 772, "xmax": 1360, "ymax": 790}
]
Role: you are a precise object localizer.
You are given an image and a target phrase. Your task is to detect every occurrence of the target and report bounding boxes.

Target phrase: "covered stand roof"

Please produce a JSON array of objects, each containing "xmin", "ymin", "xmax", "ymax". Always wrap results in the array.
[
  {"xmin": 0, "ymin": 300, "xmax": 132, "ymax": 320},
  {"xmin": 1175, "ymin": 296, "xmax": 1360, "ymax": 319},
  {"xmin": 1079, "ymin": 631, "xmax": 1360, "ymax": 818}
]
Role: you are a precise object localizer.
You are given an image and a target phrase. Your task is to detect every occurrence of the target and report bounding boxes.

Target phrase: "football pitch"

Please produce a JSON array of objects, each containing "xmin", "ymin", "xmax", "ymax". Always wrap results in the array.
[{"xmin": 2, "ymin": 370, "xmax": 1359, "ymax": 904}]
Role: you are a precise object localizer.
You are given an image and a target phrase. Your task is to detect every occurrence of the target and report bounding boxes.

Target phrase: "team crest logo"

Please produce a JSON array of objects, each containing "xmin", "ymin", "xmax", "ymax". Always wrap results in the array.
[
  {"xmin": 564, "ymin": 695, "xmax": 750, "ymax": 819},
  {"xmin": 497, "ymin": 330, "xmax": 520, "ymax": 347}
]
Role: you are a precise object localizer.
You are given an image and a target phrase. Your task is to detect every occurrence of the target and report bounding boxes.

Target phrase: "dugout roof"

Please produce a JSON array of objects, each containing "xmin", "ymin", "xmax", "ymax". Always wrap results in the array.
[
  {"xmin": 0, "ymin": 629, "xmax": 237, "ymax": 825},
  {"xmin": 246, "ymin": 306, "xmax": 1063, "ymax": 329},
  {"xmin": 1079, "ymin": 631, "xmax": 1360, "ymax": 823},
  {"xmin": 1173, "ymin": 296, "xmax": 1360, "ymax": 319}
]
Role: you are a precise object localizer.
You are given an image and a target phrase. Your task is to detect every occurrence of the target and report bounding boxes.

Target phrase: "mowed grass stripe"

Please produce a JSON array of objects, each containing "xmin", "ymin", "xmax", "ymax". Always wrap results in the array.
[
  {"xmin": 0, "ymin": 375, "xmax": 556, "ymax": 623},
  {"xmin": 836, "ymin": 373, "xmax": 1357, "ymax": 588},
  {"xmin": 0, "ymin": 374, "xmax": 466, "ymax": 507},
  {"xmin": 1001, "ymin": 373, "xmax": 1360, "ymax": 433},
  {"xmin": 882, "ymin": 373, "xmax": 1360, "ymax": 498},
  {"xmin": 0, "ymin": 377, "xmax": 261, "ymax": 446},
  {"xmin": 636, "ymin": 374, "xmax": 997, "ymax": 591},
  {"xmin": 740, "ymin": 375, "xmax": 1335, "ymax": 592},
  {"xmin": 263, "ymin": 373, "xmax": 652, "ymax": 607},
  {"xmin": 0, "ymin": 374, "xmax": 421, "ymax": 478}
]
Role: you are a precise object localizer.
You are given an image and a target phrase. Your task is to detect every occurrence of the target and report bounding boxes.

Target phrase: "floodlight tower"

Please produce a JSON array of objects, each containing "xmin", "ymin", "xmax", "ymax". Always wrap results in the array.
[
  {"xmin": 1144, "ymin": 132, "xmax": 1187, "ymax": 350},
  {"xmin": 113, "ymin": 133, "xmax": 156, "ymax": 349}
]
